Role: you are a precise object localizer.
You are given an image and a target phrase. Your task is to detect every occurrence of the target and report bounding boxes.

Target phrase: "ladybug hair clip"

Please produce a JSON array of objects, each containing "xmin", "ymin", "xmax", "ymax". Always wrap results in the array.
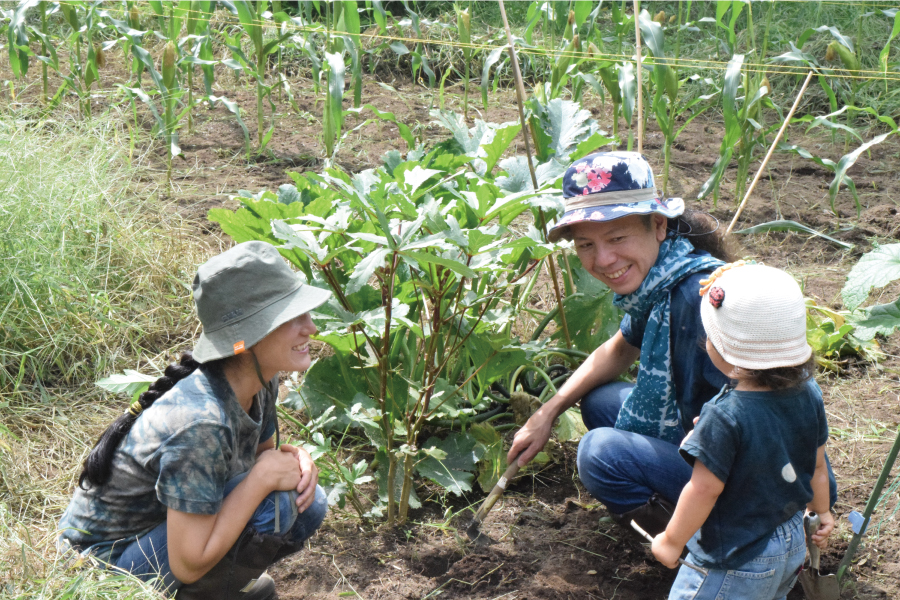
[
  {"xmin": 708, "ymin": 287, "xmax": 725, "ymax": 308},
  {"xmin": 698, "ymin": 259, "xmax": 758, "ymax": 296}
]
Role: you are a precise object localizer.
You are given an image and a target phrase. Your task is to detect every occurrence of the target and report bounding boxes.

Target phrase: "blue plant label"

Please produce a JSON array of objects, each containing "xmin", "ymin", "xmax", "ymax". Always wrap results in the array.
[{"xmin": 847, "ymin": 511, "xmax": 869, "ymax": 536}]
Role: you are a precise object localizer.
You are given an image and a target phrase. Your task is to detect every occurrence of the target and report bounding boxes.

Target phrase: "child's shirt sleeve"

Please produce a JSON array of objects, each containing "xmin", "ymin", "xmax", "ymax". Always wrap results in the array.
[{"xmin": 679, "ymin": 400, "xmax": 740, "ymax": 485}]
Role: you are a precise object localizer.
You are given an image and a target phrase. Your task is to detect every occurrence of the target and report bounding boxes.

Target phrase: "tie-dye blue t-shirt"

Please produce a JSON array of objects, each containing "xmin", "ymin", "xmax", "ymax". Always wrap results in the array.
[{"xmin": 59, "ymin": 362, "xmax": 277, "ymax": 553}]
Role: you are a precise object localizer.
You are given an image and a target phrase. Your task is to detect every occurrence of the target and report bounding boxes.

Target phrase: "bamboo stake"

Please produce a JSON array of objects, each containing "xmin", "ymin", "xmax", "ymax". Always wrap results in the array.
[
  {"xmin": 497, "ymin": 0, "xmax": 572, "ymax": 350},
  {"xmin": 633, "ymin": 0, "xmax": 643, "ymax": 153},
  {"xmin": 726, "ymin": 71, "xmax": 813, "ymax": 234}
]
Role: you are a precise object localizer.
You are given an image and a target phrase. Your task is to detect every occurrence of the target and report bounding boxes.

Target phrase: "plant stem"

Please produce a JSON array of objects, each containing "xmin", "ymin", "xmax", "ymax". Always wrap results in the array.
[{"xmin": 40, "ymin": 2, "xmax": 48, "ymax": 103}]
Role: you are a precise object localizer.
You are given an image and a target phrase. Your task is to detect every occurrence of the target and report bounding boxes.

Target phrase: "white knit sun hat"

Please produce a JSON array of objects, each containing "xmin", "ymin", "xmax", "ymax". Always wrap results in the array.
[{"xmin": 700, "ymin": 264, "xmax": 812, "ymax": 370}]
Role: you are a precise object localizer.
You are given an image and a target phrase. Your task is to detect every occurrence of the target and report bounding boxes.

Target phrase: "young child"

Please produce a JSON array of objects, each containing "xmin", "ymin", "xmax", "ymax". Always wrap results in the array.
[{"xmin": 651, "ymin": 263, "xmax": 834, "ymax": 600}]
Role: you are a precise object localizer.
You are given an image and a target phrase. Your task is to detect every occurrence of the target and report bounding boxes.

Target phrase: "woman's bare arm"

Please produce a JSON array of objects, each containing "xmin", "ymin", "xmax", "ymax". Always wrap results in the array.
[{"xmin": 507, "ymin": 331, "xmax": 640, "ymax": 466}]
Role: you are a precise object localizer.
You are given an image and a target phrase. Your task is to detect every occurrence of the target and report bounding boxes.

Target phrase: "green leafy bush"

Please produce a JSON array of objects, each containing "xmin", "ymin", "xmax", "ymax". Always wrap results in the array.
[{"xmin": 209, "ymin": 108, "xmax": 616, "ymax": 523}]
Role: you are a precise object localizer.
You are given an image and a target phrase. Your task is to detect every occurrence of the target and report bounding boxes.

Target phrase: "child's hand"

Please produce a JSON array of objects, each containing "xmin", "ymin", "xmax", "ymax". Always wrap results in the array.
[
  {"xmin": 651, "ymin": 531, "xmax": 684, "ymax": 569},
  {"xmin": 811, "ymin": 511, "xmax": 835, "ymax": 550}
]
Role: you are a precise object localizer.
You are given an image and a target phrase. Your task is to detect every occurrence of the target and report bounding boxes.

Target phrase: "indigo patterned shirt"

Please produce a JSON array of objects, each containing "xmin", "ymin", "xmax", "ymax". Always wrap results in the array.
[{"xmin": 59, "ymin": 362, "xmax": 277, "ymax": 554}]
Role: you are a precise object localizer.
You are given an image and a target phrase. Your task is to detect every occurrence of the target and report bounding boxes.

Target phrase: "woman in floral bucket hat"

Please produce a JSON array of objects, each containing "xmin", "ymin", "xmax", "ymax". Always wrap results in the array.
[
  {"xmin": 508, "ymin": 151, "xmax": 836, "ymax": 536},
  {"xmin": 59, "ymin": 241, "xmax": 332, "ymax": 600}
]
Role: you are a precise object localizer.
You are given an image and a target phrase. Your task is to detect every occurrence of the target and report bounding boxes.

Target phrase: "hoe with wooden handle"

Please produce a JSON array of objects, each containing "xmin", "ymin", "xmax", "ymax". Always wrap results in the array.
[{"xmin": 465, "ymin": 462, "xmax": 520, "ymax": 545}]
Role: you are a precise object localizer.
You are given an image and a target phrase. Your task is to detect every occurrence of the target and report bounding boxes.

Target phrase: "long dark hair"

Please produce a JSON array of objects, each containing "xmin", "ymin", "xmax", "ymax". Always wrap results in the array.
[
  {"xmin": 79, "ymin": 352, "xmax": 200, "ymax": 490},
  {"xmin": 667, "ymin": 210, "xmax": 740, "ymax": 262}
]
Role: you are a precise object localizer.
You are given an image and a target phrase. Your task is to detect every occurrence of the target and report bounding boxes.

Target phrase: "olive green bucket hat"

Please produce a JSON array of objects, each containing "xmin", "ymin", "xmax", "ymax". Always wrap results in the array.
[{"xmin": 192, "ymin": 241, "xmax": 332, "ymax": 363}]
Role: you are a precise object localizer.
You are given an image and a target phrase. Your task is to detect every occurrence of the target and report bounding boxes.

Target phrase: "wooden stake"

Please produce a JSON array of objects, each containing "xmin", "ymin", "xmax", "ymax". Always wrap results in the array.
[
  {"xmin": 497, "ymin": 0, "xmax": 572, "ymax": 350},
  {"xmin": 633, "ymin": 0, "xmax": 643, "ymax": 153},
  {"xmin": 726, "ymin": 71, "xmax": 813, "ymax": 234}
]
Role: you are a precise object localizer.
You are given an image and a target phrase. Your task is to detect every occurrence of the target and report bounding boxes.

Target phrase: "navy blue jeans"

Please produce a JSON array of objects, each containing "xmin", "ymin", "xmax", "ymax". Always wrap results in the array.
[
  {"xmin": 575, "ymin": 382, "xmax": 837, "ymax": 514},
  {"xmin": 110, "ymin": 474, "xmax": 327, "ymax": 593}
]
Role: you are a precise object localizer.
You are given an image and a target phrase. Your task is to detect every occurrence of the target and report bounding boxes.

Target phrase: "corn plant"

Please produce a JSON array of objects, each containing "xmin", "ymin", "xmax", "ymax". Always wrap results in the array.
[
  {"xmin": 638, "ymin": 9, "xmax": 716, "ymax": 196},
  {"xmin": 182, "ymin": 0, "xmax": 215, "ymax": 132},
  {"xmin": 224, "ymin": 0, "xmax": 294, "ymax": 152},
  {"xmin": 697, "ymin": 54, "xmax": 779, "ymax": 204},
  {"xmin": 4, "ymin": 0, "xmax": 36, "ymax": 85},
  {"xmin": 58, "ymin": 1, "xmax": 108, "ymax": 118},
  {"xmin": 778, "ymin": 112, "xmax": 899, "ymax": 217}
]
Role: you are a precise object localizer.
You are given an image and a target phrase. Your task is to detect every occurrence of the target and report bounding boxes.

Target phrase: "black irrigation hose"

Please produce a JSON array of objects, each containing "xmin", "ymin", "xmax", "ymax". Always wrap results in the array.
[{"xmin": 491, "ymin": 381, "xmax": 511, "ymax": 400}]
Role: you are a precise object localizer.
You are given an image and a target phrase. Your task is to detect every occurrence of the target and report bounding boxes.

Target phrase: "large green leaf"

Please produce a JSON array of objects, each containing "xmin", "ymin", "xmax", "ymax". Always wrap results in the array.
[
  {"xmin": 637, "ymin": 9, "xmax": 665, "ymax": 59},
  {"xmin": 849, "ymin": 299, "xmax": 900, "ymax": 341},
  {"xmin": 529, "ymin": 98, "xmax": 603, "ymax": 162},
  {"xmin": 879, "ymin": 10, "xmax": 900, "ymax": 91},
  {"xmin": 470, "ymin": 422, "xmax": 507, "ymax": 493},
  {"xmin": 416, "ymin": 432, "xmax": 483, "ymax": 495},
  {"xmin": 618, "ymin": 62, "xmax": 636, "ymax": 126},
  {"xmin": 842, "ymin": 244, "xmax": 900, "ymax": 311},
  {"xmin": 554, "ymin": 407, "xmax": 588, "ymax": 442},
  {"xmin": 287, "ymin": 354, "xmax": 373, "ymax": 427},
  {"xmin": 481, "ymin": 123, "xmax": 522, "ymax": 173},
  {"xmin": 96, "ymin": 370, "xmax": 157, "ymax": 396}
]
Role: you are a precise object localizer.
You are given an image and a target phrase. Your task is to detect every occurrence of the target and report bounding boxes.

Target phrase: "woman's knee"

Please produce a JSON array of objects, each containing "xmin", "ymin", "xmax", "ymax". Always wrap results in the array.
[
  {"xmin": 287, "ymin": 485, "xmax": 327, "ymax": 543},
  {"xmin": 580, "ymin": 382, "xmax": 632, "ymax": 430},
  {"xmin": 576, "ymin": 428, "xmax": 624, "ymax": 497}
]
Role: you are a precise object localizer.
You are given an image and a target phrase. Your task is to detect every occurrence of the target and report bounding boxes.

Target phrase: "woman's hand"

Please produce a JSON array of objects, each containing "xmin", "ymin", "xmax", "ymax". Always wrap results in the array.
[
  {"xmin": 253, "ymin": 446, "xmax": 303, "ymax": 493},
  {"xmin": 651, "ymin": 531, "xmax": 683, "ymax": 569},
  {"xmin": 507, "ymin": 410, "xmax": 553, "ymax": 467},
  {"xmin": 279, "ymin": 444, "xmax": 320, "ymax": 513},
  {"xmin": 811, "ymin": 510, "xmax": 835, "ymax": 550}
]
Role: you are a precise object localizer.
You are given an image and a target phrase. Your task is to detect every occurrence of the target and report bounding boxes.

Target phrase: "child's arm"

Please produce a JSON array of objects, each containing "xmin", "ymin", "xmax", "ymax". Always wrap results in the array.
[
  {"xmin": 807, "ymin": 444, "xmax": 833, "ymax": 549},
  {"xmin": 652, "ymin": 459, "xmax": 725, "ymax": 568}
]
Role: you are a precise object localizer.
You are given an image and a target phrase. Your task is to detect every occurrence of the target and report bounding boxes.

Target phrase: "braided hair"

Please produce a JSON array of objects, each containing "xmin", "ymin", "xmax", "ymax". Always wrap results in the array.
[{"xmin": 78, "ymin": 352, "xmax": 201, "ymax": 490}]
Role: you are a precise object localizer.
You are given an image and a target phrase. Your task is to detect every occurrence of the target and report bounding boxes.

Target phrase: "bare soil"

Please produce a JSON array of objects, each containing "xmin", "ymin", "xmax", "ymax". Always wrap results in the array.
[{"xmin": 6, "ymin": 46, "xmax": 900, "ymax": 600}]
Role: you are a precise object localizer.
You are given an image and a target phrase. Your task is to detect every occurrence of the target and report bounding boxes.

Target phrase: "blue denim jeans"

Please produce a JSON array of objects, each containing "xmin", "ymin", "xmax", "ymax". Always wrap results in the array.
[
  {"xmin": 668, "ymin": 511, "xmax": 806, "ymax": 600},
  {"xmin": 575, "ymin": 382, "xmax": 838, "ymax": 514},
  {"xmin": 108, "ymin": 474, "xmax": 327, "ymax": 593}
]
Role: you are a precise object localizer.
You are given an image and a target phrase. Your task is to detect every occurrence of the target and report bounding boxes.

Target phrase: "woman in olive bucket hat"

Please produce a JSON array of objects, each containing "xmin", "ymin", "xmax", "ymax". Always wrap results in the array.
[
  {"xmin": 59, "ymin": 241, "xmax": 332, "ymax": 599},
  {"xmin": 507, "ymin": 151, "xmax": 837, "ymax": 536}
]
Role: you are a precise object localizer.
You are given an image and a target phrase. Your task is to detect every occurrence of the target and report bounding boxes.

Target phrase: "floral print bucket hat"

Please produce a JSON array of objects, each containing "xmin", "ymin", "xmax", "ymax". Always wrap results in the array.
[{"xmin": 547, "ymin": 151, "xmax": 684, "ymax": 242}]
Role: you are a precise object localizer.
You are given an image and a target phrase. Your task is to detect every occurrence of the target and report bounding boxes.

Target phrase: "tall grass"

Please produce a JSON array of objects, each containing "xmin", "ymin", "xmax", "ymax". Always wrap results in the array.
[
  {"xmin": 0, "ymin": 116, "xmax": 211, "ymax": 599},
  {"xmin": 0, "ymin": 116, "xmax": 207, "ymax": 391}
]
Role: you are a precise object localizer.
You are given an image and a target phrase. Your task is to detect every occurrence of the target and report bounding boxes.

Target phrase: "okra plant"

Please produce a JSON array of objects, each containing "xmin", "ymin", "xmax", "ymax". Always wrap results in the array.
[{"xmin": 209, "ymin": 108, "xmax": 614, "ymax": 523}]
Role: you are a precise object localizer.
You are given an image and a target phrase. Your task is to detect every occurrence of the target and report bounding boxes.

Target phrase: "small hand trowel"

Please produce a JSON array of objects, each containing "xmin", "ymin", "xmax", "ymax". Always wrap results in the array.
[
  {"xmin": 798, "ymin": 512, "xmax": 841, "ymax": 600},
  {"xmin": 465, "ymin": 462, "xmax": 520, "ymax": 546}
]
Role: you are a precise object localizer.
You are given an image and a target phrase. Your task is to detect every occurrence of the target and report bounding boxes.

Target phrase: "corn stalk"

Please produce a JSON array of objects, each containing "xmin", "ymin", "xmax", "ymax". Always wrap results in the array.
[{"xmin": 229, "ymin": 0, "xmax": 293, "ymax": 152}]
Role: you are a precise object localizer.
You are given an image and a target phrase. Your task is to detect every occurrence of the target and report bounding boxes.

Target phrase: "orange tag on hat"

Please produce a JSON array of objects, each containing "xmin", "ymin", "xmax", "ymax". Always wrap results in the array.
[{"xmin": 233, "ymin": 341, "xmax": 245, "ymax": 354}]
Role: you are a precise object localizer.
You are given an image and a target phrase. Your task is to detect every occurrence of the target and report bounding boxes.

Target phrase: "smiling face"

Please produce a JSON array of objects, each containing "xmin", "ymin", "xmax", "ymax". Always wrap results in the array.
[
  {"xmin": 570, "ymin": 214, "xmax": 668, "ymax": 295},
  {"xmin": 252, "ymin": 312, "xmax": 318, "ymax": 377}
]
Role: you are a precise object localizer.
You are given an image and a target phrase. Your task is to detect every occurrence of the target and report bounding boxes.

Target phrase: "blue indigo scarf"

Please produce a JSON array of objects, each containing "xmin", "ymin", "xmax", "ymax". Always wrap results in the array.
[{"xmin": 612, "ymin": 236, "xmax": 724, "ymax": 444}]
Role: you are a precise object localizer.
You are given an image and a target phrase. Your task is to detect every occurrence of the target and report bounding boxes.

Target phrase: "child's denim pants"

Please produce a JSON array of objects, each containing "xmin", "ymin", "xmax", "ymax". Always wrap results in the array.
[{"xmin": 668, "ymin": 510, "xmax": 806, "ymax": 600}]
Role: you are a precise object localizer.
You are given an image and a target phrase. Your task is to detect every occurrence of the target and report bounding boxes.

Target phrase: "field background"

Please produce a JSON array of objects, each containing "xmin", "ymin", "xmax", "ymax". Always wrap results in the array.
[{"xmin": 1, "ymin": 1, "xmax": 900, "ymax": 599}]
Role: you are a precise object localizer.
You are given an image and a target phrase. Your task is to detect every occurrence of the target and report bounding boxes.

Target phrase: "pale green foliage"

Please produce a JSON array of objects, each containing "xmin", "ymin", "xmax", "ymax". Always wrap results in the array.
[{"xmin": 0, "ymin": 118, "xmax": 202, "ymax": 389}]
